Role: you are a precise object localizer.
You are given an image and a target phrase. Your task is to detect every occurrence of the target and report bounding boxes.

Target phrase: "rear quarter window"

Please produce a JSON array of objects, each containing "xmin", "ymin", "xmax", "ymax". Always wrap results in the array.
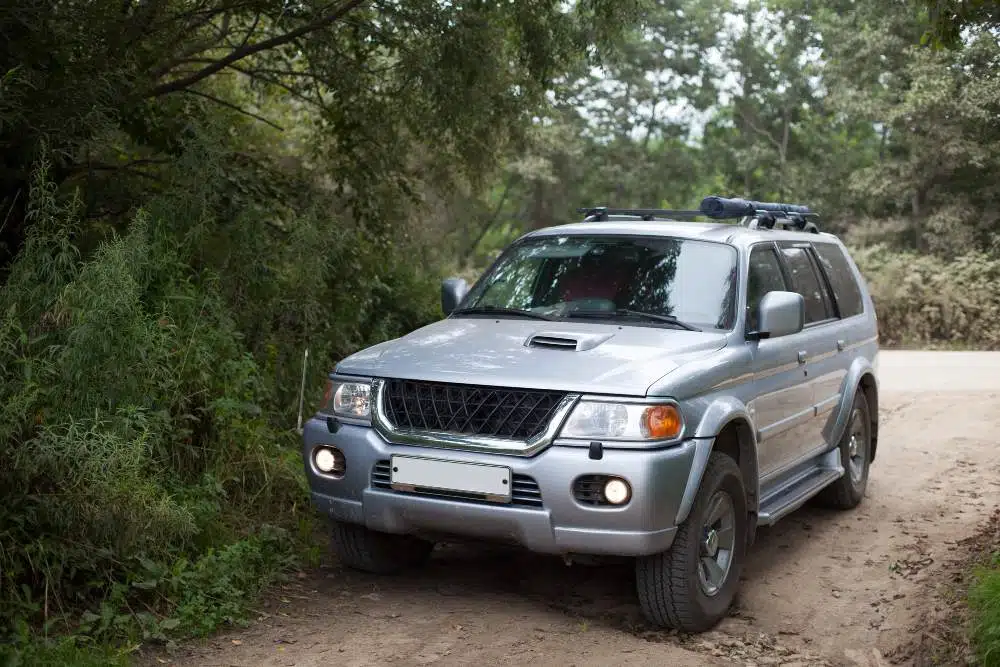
[{"xmin": 813, "ymin": 243, "xmax": 865, "ymax": 318}]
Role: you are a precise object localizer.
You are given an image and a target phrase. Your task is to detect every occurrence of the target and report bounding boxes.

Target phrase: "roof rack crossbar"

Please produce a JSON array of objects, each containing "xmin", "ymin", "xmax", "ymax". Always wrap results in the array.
[{"xmin": 577, "ymin": 207, "xmax": 703, "ymax": 222}]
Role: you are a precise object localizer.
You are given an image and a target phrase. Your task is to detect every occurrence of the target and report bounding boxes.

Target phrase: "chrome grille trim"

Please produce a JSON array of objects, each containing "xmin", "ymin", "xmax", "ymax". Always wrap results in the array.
[{"xmin": 371, "ymin": 378, "xmax": 580, "ymax": 457}]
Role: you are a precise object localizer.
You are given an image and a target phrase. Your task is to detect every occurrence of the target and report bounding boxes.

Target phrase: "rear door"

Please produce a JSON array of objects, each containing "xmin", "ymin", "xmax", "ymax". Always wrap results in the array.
[
  {"xmin": 810, "ymin": 241, "xmax": 870, "ymax": 445},
  {"xmin": 774, "ymin": 241, "xmax": 840, "ymax": 463}
]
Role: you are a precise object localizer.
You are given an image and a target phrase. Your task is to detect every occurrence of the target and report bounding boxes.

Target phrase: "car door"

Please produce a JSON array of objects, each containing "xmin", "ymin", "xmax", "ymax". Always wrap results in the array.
[
  {"xmin": 745, "ymin": 242, "xmax": 816, "ymax": 479},
  {"xmin": 773, "ymin": 241, "xmax": 840, "ymax": 464}
]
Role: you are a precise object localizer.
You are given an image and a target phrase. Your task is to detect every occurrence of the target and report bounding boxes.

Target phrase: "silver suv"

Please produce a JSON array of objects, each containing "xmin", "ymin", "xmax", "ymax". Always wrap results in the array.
[{"xmin": 302, "ymin": 196, "xmax": 879, "ymax": 632}]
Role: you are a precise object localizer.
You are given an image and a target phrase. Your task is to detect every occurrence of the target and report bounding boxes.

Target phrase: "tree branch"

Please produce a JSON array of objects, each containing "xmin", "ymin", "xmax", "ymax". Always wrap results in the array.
[
  {"xmin": 238, "ymin": 12, "xmax": 262, "ymax": 48},
  {"xmin": 736, "ymin": 108, "xmax": 783, "ymax": 153},
  {"xmin": 72, "ymin": 158, "xmax": 171, "ymax": 173},
  {"xmin": 147, "ymin": 0, "xmax": 368, "ymax": 98},
  {"xmin": 227, "ymin": 64, "xmax": 319, "ymax": 107},
  {"xmin": 182, "ymin": 89, "xmax": 285, "ymax": 130},
  {"xmin": 464, "ymin": 175, "xmax": 517, "ymax": 263}
]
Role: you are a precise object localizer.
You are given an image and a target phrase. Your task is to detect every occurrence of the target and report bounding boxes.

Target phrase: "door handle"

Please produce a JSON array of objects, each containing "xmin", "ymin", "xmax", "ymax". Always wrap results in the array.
[
  {"xmin": 836, "ymin": 339, "xmax": 845, "ymax": 351},
  {"xmin": 797, "ymin": 350, "xmax": 807, "ymax": 364}
]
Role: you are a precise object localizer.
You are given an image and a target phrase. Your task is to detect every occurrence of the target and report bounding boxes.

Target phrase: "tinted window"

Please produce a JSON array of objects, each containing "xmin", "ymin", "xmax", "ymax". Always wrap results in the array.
[
  {"xmin": 746, "ymin": 245, "xmax": 788, "ymax": 331},
  {"xmin": 779, "ymin": 245, "xmax": 833, "ymax": 324},
  {"xmin": 462, "ymin": 235, "xmax": 739, "ymax": 330},
  {"xmin": 813, "ymin": 243, "xmax": 864, "ymax": 318}
]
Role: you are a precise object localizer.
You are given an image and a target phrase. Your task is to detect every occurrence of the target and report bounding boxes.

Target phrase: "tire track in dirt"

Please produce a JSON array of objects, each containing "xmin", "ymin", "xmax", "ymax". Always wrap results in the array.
[{"xmin": 144, "ymin": 352, "xmax": 1000, "ymax": 667}]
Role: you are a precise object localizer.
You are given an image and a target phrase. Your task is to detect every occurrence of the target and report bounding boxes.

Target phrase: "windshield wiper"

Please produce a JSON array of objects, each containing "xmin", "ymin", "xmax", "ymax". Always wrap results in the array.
[
  {"xmin": 565, "ymin": 309, "xmax": 702, "ymax": 331},
  {"xmin": 450, "ymin": 306, "xmax": 555, "ymax": 321}
]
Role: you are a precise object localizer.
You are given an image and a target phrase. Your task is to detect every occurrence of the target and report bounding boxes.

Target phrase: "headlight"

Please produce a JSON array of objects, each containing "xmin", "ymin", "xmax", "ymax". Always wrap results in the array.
[
  {"xmin": 560, "ymin": 401, "xmax": 683, "ymax": 441},
  {"xmin": 322, "ymin": 380, "xmax": 372, "ymax": 419}
]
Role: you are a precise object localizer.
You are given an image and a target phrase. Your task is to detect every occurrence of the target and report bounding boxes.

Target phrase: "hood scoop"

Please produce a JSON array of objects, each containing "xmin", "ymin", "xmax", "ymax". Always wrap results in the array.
[{"xmin": 524, "ymin": 330, "xmax": 615, "ymax": 352}]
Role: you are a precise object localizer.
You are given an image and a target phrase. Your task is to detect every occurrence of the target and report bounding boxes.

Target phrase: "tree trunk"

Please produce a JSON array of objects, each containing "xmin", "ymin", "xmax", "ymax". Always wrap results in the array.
[{"xmin": 911, "ymin": 186, "xmax": 925, "ymax": 252}]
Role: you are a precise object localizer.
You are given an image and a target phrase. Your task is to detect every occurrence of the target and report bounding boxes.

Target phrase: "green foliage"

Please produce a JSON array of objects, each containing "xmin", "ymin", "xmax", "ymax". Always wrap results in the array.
[
  {"xmin": 922, "ymin": 0, "xmax": 1000, "ymax": 48},
  {"xmin": 0, "ymin": 129, "xmax": 442, "ymax": 660},
  {"xmin": 969, "ymin": 553, "xmax": 1000, "ymax": 667},
  {"xmin": 852, "ymin": 245, "xmax": 1000, "ymax": 349},
  {"xmin": 0, "ymin": 637, "xmax": 131, "ymax": 667},
  {"xmin": 1, "ymin": 1, "xmax": 639, "ymax": 660}
]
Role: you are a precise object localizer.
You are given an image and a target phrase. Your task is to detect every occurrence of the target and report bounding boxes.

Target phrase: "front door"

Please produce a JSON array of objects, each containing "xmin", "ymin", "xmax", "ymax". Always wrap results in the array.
[{"xmin": 745, "ymin": 243, "xmax": 816, "ymax": 479}]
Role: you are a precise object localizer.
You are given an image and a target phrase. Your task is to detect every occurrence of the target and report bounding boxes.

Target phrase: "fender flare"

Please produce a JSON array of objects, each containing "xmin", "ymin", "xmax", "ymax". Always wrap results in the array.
[
  {"xmin": 674, "ymin": 396, "xmax": 760, "ymax": 525},
  {"xmin": 822, "ymin": 357, "xmax": 879, "ymax": 462}
]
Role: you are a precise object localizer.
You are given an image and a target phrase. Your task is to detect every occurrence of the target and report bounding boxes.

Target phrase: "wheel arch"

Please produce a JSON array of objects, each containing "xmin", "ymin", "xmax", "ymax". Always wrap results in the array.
[
  {"xmin": 823, "ymin": 358, "xmax": 879, "ymax": 463},
  {"xmin": 675, "ymin": 398, "xmax": 759, "ymax": 526},
  {"xmin": 859, "ymin": 372, "xmax": 879, "ymax": 461}
]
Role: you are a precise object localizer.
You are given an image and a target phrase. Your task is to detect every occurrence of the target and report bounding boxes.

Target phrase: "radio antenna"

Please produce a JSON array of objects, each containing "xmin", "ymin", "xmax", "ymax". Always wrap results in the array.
[{"xmin": 296, "ymin": 347, "xmax": 309, "ymax": 434}]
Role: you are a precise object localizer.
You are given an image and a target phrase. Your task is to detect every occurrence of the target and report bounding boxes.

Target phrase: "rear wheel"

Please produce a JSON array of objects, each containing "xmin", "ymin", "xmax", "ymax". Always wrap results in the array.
[
  {"xmin": 330, "ymin": 521, "xmax": 434, "ymax": 574},
  {"xmin": 636, "ymin": 452, "xmax": 747, "ymax": 632},
  {"xmin": 815, "ymin": 391, "xmax": 871, "ymax": 510}
]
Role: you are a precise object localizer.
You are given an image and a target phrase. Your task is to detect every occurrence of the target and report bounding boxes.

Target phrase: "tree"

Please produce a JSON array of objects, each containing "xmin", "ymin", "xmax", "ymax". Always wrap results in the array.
[
  {"xmin": 922, "ymin": 0, "xmax": 1000, "ymax": 46},
  {"xmin": 0, "ymin": 0, "xmax": 643, "ymax": 270}
]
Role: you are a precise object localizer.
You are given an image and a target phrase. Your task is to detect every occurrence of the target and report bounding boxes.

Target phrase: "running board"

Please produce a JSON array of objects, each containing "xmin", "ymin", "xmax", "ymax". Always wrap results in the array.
[{"xmin": 757, "ymin": 450, "xmax": 844, "ymax": 526}]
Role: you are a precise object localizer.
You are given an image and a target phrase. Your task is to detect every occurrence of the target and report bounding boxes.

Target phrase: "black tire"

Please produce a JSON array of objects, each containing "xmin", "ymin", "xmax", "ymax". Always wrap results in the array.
[
  {"xmin": 330, "ymin": 521, "xmax": 434, "ymax": 574},
  {"xmin": 815, "ymin": 391, "xmax": 872, "ymax": 510},
  {"xmin": 636, "ymin": 452, "xmax": 748, "ymax": 632}
]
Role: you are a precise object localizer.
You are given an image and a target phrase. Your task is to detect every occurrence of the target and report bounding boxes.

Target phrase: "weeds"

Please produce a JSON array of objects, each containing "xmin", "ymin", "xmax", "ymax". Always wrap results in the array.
[{"xmin": 969, "ymin": 553, "xmax": 1000, "ymax": 667}]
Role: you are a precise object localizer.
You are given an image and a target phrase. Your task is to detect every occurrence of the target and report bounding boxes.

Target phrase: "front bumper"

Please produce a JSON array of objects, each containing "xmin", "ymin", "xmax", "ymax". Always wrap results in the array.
[{"xmin": 302, "ymin": 417, "xmax": 699, "ymax": 557}]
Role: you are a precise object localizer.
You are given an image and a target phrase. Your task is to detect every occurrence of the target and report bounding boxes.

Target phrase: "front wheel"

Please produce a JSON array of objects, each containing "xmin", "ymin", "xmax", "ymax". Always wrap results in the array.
[
  {"xmin": 329, "ymin": 521, "xmax": 434, "ymax": 574},
  {"xmin": 635, "ymin": 452, "xmax": 748, "ymax": 632}
]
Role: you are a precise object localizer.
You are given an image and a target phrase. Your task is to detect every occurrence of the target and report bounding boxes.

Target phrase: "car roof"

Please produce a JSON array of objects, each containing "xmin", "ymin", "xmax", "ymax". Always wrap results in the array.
[{"xmin": 522, "ymin": 218, "xmax": 845, "ymax": 250}]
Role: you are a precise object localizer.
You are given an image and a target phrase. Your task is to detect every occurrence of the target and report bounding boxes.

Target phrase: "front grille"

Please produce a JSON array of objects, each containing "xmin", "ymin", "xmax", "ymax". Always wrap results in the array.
[
  {"xmin": 371, "ymin": 460, "xmax": 543, "ymax": 509},
  {"xmin": 382, "ymin": 379, "xmax": 566, "ymax": 440}
]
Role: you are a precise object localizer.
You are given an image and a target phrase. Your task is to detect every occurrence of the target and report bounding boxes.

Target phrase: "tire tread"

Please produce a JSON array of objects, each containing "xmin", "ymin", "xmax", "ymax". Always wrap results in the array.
[{"xmin": 330, "ymin": 521, "xmax": 432, "ymax": 574}]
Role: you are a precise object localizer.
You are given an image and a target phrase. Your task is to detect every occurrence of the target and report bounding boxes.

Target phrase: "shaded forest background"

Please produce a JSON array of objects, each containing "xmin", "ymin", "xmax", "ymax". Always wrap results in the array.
[{"xmin": 1, "ymin": 0, "xmax": 998, "ymax": 663}]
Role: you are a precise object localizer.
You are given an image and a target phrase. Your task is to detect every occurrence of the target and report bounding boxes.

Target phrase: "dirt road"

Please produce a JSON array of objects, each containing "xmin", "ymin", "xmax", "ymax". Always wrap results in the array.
[{"xmin": 155, "ymin": 351, "xmax": 1000, "ymax": 667}]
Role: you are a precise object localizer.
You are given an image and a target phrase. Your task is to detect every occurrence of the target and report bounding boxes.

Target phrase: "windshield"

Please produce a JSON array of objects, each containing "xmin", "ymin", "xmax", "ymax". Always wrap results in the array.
[{"xmin": 459, "ymin": 235, "xmax": 739, "ymax": 331}]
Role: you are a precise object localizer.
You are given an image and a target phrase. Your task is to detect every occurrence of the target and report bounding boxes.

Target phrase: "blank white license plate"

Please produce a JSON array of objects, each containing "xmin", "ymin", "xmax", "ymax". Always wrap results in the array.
[{"xmin": 390, "ymin": 455, "xmax": 512, "ymax": 502}]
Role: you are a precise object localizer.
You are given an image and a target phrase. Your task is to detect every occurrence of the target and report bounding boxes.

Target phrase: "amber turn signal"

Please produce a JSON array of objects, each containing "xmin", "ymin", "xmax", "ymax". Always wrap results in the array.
[{"xmin": 642, "ymin": 404, "xmax": 682, "ymax": 439}]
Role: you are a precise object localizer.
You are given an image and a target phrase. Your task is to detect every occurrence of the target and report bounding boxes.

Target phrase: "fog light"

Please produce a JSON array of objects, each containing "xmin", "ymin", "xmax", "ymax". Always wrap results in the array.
[
  {"xmin": 313, "ymin": 446, "xmax": 345, "ymax": 475},
  {"xmin": 603, "ymin": 477, "xmax": 631, "ymax": 505}
]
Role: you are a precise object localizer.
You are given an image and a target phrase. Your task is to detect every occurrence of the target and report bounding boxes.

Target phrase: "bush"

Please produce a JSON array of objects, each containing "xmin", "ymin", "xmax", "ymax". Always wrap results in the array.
[
  {"xmin": 851, "ymin": 244, "xmax": 1000, "ymax": 350},
  {"xmin": 0, "ymin": 148, "xmax": 442, "ymax": 659}
]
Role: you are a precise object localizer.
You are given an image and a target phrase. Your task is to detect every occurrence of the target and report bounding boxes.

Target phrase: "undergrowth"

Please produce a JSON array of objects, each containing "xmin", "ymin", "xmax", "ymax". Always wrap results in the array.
[
  {"xmin": 851, "ymin": 245, "xmax": 1000, "ymax": 350},
  {"xmin": 0, "ymin": 142, "xmax": 440, "ymax": 664},
  {"xmin": 970, "ymin": 553, "xmax": 1000, "ymax": 667}
]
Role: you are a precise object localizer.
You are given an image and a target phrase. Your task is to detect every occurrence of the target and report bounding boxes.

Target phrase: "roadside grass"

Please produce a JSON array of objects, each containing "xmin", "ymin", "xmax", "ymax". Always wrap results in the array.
[
  {"xmin": 899, "ymin": 510, "xmax": 999, "ymax": 666},
  {"xmin": 0, "ymin": 638, "xmax": 132, "ymax": 667},
  {"xmin": 969, "ymin": 553, "xmax": 1000, "ymax": 667}
]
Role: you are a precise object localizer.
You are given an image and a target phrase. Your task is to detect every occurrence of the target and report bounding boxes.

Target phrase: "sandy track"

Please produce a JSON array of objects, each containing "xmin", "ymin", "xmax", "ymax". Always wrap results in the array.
[{"xmin": 152, "ymin": 351, "xmax": 1000, "ymax": 667}]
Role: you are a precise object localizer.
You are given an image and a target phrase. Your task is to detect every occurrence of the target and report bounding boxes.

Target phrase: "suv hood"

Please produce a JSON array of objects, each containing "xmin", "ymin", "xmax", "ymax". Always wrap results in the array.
[{"xmin": 335, "ymin": 317, "xmax": 728, "ymax": 396}]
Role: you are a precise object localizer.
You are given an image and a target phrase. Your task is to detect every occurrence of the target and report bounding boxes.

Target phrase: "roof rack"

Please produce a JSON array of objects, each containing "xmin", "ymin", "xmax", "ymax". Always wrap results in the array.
[{"xmin": 578, "ymin": 196, "xmax": 821, "ymax": 234}]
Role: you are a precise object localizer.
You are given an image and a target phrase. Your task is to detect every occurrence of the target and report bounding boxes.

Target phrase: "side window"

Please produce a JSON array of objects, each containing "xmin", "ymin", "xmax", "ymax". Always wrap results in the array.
[
  {"xmin": 813, "ymin": 243, "xmax": 865, "ymax": 318},
  {"xmin": 779, "ymin": 245, "xmax": 834, "ymax": 324},
  {"xmin": 746, "ymin": 245, "xmax": 787, "ymax": 331}
]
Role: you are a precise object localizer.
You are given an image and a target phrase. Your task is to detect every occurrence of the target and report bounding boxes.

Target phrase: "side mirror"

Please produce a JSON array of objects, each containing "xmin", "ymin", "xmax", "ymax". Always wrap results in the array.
[
  {"xmin": 751, "ymin": 290, "xmax": 804, "ymax": 340},
  {"xmin": 441, "ymin": 278, "xmax": 469, "ymax": 315}
]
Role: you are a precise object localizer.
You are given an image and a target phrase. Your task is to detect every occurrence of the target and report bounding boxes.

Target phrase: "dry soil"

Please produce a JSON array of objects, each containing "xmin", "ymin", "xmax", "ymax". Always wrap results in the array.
[{"xmin": 148, "ymin": 351, "xmax": 1000, "ymax": 667}]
